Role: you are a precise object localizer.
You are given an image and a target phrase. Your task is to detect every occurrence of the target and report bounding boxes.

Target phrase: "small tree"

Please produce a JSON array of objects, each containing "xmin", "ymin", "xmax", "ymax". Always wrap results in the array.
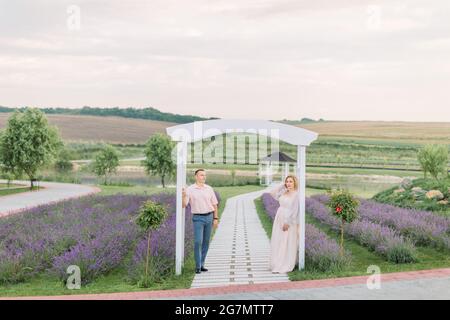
[
  {"xmin": 92, "ymin": 144, "xmax": 119, "ymax": 184},
  {"xmin": 55, "ymin": 147, "xmax": 74, "ymax": 173},
  {"xmin": 142, "ymin": 133, "xmax": 175, "ymax": 188},
  {"xmin": 0, "ymin": 108, "xmax": 62, "ymax": 189},
  {"xmin": 135, "ymin": 200, "xmax": 168, "ymax": 287},
  {"xmin": 231, "ymin": 169, "xmax": 236, "ymax": 185},
  {"xmin": 0, "ymin": 167, "xmax": 15, "ymax": 188},
  {"xmin": 327, "ymin": 189, "xmax": 359, "ymax": 256},
  {"xmin": 417, "ymin": 144, "xmax": 448, "ymax": 180}
]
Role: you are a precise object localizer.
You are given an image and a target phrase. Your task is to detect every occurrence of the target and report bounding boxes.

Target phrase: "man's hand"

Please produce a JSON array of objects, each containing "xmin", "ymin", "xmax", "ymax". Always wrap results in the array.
[
  {"xmin": 182, "ymin": 187, "xmax": 187, "ymax": 208},
  {"xmin": 213, "ymin": 219, "xmax": 219, "ymax": 229},
  {"xmin": 282, "ymin": 223, "xmax": 289, "ymax": 231}
]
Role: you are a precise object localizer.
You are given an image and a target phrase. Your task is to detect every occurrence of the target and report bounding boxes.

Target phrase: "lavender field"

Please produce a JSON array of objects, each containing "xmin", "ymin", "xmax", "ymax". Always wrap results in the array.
[
  {"xmin": 305, "ymin": 197, "xmax": 418, "ymax": 263},
  {"xmin": 312, "ymin": 194, "xmax": 450, "ymax": 252},
  {"xmin": 259, "ymin": 190, "xmax": 450, "ymax": 280},
  {"xmin": 0, "ymin": 192, "xmax": 199, "ymax": 285},
  {"xmin": 261, "ymin": 193, "xmax": 351, "ymax": 272}
]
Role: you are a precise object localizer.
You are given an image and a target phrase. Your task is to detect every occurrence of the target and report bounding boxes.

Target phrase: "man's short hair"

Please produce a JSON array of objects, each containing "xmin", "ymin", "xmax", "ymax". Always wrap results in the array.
[{"xmin": 194, "ymin": 168, "xmax": 205, "ymax": 175}]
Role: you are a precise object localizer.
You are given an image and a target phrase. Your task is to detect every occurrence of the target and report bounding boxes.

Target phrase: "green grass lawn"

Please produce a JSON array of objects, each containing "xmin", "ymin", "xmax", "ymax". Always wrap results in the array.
[
  {"xmin": 254, "ymin": 196, "xmax": 450, "ymax": 282},
  {"xmin": 0, "ymin": 184, "xmax": 264, "ymax": 297},
  {"xmin": 306, "ymin": 166, "xmax": 422, "ymax": 178},
  {"xmin": 0, "ymin": 185, "xmax": 41, "ymax": 197},
  {"xmin": 98, "ymin": 184, "xmax": 173, "ymax": 196}
]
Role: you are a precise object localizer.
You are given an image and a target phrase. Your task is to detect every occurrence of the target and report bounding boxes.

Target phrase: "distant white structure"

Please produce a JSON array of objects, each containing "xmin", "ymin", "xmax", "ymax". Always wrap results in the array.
[
  {"xmin": 166, "ymin": 119, "xmax": 318, "ymax": 275},
  {"xmin": 259, "ymin": 150, "xmax": 297, "ymax": 186}
]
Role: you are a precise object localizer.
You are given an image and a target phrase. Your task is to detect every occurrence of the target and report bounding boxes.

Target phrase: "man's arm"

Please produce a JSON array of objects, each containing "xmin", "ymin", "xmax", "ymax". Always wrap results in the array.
[
  {"xmin": 212, "ymin": 204, "xmax": 219, "ymax": 229},
  {"xmin": 213, "ymin": 204, "xmax": 218, "ymax": 219},
  {"xmin": 182, "ymin": 187, "xmax": 188, "ymax": 208}
]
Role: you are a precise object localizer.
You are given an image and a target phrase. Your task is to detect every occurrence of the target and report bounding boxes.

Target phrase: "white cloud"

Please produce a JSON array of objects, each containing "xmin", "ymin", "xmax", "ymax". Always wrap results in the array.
[{"xmin": 0, "ymin": 0, "xmax": 450, "ymax": 121}]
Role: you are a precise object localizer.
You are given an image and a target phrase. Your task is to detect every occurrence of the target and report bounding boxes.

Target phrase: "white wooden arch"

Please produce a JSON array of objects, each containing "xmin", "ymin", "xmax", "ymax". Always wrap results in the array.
[{"xmin": 166, "ymin": 119, "xmax": 319, "ymax": 275}]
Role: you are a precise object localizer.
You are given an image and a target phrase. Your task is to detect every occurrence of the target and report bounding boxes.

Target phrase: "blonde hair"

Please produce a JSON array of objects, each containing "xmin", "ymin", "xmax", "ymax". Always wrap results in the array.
[{"xmin": 284, "ymin": 175, "xmax": 299, "ymax": 190}]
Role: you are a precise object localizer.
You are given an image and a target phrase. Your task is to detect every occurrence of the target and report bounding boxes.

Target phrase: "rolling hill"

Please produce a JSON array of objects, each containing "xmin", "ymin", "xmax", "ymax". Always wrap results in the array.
[
  {"xmin": 0, "ymin": 113, "xmax": 175, "ymax": 144},
  {"xmin": 0, "ymin": 111, "xmax": 449, "ymax": 145}
]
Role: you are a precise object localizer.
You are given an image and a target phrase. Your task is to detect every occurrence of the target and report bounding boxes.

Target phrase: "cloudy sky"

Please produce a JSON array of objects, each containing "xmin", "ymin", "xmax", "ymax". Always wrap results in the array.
[{"xmin": 1, "ymin": 0, "xmax": 449, "ymax": 121}]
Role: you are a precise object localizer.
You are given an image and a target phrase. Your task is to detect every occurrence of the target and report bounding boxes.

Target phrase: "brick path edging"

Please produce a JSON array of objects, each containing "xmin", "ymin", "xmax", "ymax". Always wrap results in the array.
[{"xmin": 3, "ymin": 268, "xmax": 450, "ymax": 300}]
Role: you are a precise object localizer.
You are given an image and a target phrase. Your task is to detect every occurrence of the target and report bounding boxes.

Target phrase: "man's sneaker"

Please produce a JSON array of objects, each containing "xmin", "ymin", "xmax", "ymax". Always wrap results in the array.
[
  {"xmin": 201, "ymin": 267, "xmax": 208, "ymax": 272},
  {"xmin": 195, "ymin": 268, "xmax": 201, "ymax": 274}
]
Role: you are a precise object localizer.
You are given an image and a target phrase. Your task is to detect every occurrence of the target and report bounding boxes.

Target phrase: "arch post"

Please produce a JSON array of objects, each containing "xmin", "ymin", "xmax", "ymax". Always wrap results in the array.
[
  {"xmin": 166, "ymin": 119, "xmax": 318, "ymax": 275},
  {"xmin": 283, "ymin": 162, "xmax": 289, "ymax": 181},
  {"xmin": 175, "ymin": 140, "xmax": 187, "ymax": 275},
  {"xmin": 297, "ymin": 145, "xmax": 306, "ymax": 270}
]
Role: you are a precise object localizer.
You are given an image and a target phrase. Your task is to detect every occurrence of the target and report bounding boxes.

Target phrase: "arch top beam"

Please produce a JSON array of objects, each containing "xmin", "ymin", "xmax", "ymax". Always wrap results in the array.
[{"xmin": 166, "ymin": 119, "xmax": 318, "ymax": 146}]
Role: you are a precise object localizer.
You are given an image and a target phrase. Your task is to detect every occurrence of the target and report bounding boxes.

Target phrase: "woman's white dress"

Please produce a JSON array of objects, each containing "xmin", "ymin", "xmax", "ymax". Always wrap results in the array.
[{"xmin": 269, "ymin": 184, "xmax": 300, "ymax": 273}]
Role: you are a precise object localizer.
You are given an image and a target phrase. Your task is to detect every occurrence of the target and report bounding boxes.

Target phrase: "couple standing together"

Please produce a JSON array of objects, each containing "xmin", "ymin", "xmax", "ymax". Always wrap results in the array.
[{"xmin": 182, "ymin": 169, "xmax": 300, "ymax": 274}]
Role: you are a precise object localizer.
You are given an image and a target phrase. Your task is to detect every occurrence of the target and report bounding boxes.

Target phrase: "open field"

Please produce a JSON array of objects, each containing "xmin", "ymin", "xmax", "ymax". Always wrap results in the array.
[
  {"xmin": 296, "ymin": 121, "xmax": 450, "ymax": 144},
  {"xmin": 3, "ymin": 113, "xmax": 448, "ymax": 199},
  {"xmin": 1, "ymin": 113, "xmax": 450, "ymax": 145},
  {"xmin": 0, "ymin": 113, "xmax": 175, "ymax": 144},
  {"xmin": 2, "ymin": 113, "xmax": 449, "ymax": 171}
]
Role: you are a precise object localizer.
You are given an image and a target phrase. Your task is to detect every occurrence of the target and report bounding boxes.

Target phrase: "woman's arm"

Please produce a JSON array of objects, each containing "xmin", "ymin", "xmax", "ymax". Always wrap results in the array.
[
  {"xmin": 285, "ymin": 193, "xmax": 300, "ymax": 226},
  {"xmin": 268, "ymin": 183, "xmax": 285, "ymax": 200}
]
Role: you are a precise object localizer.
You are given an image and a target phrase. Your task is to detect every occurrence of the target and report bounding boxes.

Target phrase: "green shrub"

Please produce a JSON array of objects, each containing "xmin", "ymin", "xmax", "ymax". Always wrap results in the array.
[
  {"xmin": 386, "ymin": 242, "xmax": 419, "ymax": 264},
  {"xmin": 417, "ymin": 144, "xmax": 449, "ymax": 180}
]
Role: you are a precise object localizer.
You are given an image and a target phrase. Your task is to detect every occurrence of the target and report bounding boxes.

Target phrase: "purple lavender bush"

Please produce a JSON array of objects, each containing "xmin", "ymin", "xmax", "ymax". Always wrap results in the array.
[
  {"xmin": 312, "ymin": 194, "xmax": 450, "ymax": 251},
  {"xmin": 0, "ymin": 194, "xmax": 145, "ymax": 284},
  {"xmin": 305, "ymin": 224, "xmax": 352, "ymax": 272},
  {"xmin": 127, "ymin": 193, "xmax": 193, "ymax": 283},
  {"xmin": 262, "ymin": 193, "xmax": 351, "ymax": 272},
  {"xmin": 0, "ymin": 191, "xmax": 212, "ymax": 285},
  {"xmin": 127, "ymin": 191, "xmax": 220, "ymax": 283},
  {"xmin": 306, "ymin": 197, "xmax": 418, "ymax": 263}
]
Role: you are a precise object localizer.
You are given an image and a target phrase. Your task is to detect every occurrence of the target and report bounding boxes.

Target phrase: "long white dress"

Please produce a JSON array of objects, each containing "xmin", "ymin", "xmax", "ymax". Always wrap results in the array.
[{"xmin": 268, "ymin": 184, "xmax": 300, "ymax": 273}]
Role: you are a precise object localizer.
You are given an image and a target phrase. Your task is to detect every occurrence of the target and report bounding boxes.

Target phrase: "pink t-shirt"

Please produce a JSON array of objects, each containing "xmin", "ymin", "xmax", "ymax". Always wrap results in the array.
[{"xmin": 185, "ymin": 183, "xmax": 218, "ymax": 214}]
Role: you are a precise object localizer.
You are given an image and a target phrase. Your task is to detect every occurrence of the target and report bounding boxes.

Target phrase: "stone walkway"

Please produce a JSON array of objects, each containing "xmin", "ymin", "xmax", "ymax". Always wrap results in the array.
[
  {"xmin": 190, "ymin": 189, "xmax": 289, "ymax": 288},
  {"xmin": 0, "ymin": 180, "xmax": 101, "ymax": 217}
]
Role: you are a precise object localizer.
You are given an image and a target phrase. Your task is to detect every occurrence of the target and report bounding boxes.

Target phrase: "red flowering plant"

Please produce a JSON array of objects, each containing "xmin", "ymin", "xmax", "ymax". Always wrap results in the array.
[{"xmin": 326, "ymin": 189, "xmax": 360, "ymax": 256}]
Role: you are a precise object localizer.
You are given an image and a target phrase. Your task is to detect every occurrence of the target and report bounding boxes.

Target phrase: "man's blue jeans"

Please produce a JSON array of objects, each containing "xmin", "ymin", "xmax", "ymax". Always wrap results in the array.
[{"xmin": 192, "ymin": 212, "xmax": 213, "ymax": 269}]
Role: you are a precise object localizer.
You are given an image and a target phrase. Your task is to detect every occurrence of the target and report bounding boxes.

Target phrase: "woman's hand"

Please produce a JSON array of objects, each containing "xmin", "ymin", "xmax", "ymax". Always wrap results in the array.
[{"xmin": 282, "ymin": 223, "xmax": 289, "ymax": 231}]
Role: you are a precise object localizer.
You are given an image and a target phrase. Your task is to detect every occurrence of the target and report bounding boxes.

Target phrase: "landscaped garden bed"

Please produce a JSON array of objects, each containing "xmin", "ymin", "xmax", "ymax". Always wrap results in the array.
[
  {"xmin": 373, "ymin": 178, "xmax": 450, "ymax": 214},
  {"xmin": 313, "ymin": 194, "xmax": 450, "ymax": 251},
  {"xmin": 256, "ymin": 191, "xmax": 450, "ymax": 281},
  {"xmin": 260, "ymin": 193, "xmax": 351, "ymax": 272},
  {"xmin": 0, "ymin": 192, "xmax": 200, "ymax": 287},
  {"xmin": 1, "ymin": 185, "xmax": 270, "ymax": 297}
]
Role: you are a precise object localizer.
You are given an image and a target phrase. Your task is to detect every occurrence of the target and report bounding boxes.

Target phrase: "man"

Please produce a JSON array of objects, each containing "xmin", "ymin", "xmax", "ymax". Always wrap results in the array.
[{"xmin": 182, "ymin": 169, "xmax": 219, "ymax": 274}]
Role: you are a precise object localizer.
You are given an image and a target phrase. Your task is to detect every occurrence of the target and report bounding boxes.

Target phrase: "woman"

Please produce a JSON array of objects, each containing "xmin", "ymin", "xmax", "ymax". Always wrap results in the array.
[{"xmin": 268, "ymin": 175, "xmax": 300, "ymax": 273}]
